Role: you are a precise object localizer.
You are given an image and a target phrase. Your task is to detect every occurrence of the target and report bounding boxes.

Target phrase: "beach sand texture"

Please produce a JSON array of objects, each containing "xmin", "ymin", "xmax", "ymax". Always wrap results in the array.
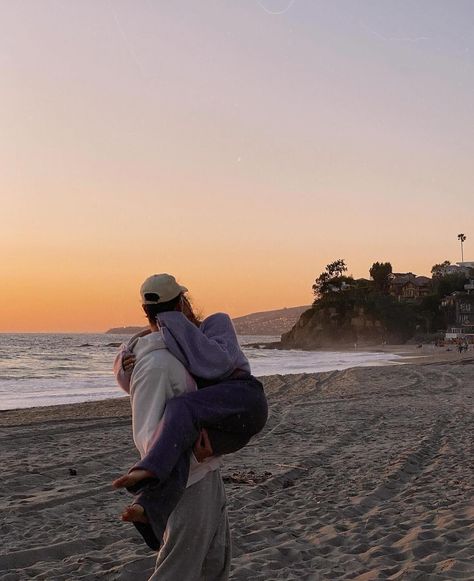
[{"xmin": 1, "ymin": 361, "xmax": 473, "ymax": 580}]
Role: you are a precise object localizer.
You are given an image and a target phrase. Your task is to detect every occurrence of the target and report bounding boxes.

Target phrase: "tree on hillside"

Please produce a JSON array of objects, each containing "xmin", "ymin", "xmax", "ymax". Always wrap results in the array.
[
  {"xmin": 326, "ymin": 259, "xmax": 347, "ymax": 278},
  {"xmin": 369, "ymin": 262, "xmax": 393, "ymax": 293},
  {"xmin": 432, "ymin": 272, "xmax": 467, "ymax": 298},
  {"xmin": 431, "ymin": 260, "xmax": 451, "ymax": 278},
  {"xmin": 312, "ymin": 259, "xmax": 349, "ymax": 300},
  {"xmin": 417, "ymin": 294, "xmax": 445, "ymax": 334}
]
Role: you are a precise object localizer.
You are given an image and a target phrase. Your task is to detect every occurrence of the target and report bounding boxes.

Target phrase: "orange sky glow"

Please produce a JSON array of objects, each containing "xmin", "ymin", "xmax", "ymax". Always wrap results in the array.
[{"xmin": 1, "ymin": 1, "xmax": 473, "ymax": 332}]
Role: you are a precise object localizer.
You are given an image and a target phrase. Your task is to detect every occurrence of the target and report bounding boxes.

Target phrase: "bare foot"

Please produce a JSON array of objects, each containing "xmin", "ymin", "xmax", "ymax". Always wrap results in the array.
[
  {"xmin": 112, "ymin": 469, "xmax": 154, "ymax": 489},
  {"xmin": 121, "ymin": 504, "xmax": 148, "ymax": 524}
]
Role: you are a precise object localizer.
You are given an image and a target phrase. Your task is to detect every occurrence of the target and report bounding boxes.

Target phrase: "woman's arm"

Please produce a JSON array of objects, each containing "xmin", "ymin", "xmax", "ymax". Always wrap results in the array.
[
  {"xmin": 112, "ymin": 329, "xmax": 149, "ymax": 393},
  {"xmin": 113, "ymin": 346, "xmax": 134, "ymax": 393}
]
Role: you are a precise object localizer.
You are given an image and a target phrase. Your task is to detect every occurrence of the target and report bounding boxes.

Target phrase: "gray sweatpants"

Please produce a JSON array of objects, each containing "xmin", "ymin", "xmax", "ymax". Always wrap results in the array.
[{"xmin": 148, "ymin": 469, "xmax": 231, "ymax": 581}]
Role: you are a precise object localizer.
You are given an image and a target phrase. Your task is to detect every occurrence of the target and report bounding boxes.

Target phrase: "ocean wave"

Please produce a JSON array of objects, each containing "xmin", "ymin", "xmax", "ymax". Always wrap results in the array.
[{"xmin": 0, "ymin": 333, "xmax": 402, "ymax": 410}]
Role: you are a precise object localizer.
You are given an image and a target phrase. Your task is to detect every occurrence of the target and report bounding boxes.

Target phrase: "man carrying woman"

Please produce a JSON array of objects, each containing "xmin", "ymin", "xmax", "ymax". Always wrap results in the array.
[{"xmin": 113, "ymin": 273, "xmax": 268, "ymax": 579}]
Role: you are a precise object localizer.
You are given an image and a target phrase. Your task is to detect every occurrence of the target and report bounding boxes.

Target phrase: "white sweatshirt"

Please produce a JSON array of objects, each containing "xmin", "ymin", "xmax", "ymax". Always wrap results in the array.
[{"xmin": 117, "ymin": 331, "xmax": 221, "ymax": 487}]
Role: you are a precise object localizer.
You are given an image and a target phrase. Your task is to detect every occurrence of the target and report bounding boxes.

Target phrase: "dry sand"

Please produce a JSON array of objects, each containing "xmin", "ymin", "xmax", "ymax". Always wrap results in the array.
[{"xmin": 1, "ymin": 358, "xmax": 473, "ymax": 580}]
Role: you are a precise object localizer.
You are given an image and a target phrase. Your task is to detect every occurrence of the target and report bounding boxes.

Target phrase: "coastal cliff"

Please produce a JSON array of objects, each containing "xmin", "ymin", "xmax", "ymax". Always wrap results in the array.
[
  {"xmin": 281, "ymin": 258, "xmax": 459, "ymax": 350},
  {"xmin": 281, "ymin": 306, "xmax": 387, "ymax": 348},
  {"xmin": 280, "ymin": 295, "xmax": 420, "ymax": 349}
]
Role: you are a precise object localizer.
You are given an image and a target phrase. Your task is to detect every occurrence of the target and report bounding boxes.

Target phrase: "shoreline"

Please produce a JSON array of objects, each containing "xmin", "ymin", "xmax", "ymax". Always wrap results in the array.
[
  {"xmin": 1, "ymin": 347, "xmax": 472, "ymax": 416},
  {"xmin": 252, "ymin": 340, "xmax": 474, "ymax": 363}
]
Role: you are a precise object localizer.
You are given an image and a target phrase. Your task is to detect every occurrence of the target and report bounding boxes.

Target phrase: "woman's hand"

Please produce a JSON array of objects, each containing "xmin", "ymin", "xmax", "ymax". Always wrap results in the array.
[
  {"xmin": 193, "ymin": 428, "xmax": 214, "ymax": 462},
  {"xmin": 122, "ymin": 354, "xmax": 136, "ymax": 372}
]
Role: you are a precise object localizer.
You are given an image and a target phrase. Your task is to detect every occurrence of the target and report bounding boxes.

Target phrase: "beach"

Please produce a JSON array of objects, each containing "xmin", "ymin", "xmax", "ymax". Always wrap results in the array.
[{"xmin": 1, "ymin": 358, "xmax": 473, "ymax": 580}]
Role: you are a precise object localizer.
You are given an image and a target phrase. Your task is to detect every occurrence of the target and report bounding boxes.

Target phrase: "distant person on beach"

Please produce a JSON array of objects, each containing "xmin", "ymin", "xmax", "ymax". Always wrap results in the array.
[{"xmin": 112, "ymin": 274, "xmax": 268, "ymax": 566}]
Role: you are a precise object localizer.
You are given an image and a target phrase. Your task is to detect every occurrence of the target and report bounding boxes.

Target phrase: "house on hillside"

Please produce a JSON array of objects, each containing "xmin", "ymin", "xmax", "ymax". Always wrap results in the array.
[
  {"xmin": 443, "ymin": 293, "xmax": 474, "ymax": 340},
  {"xmin": 457, "ymin": 261, "xmax": 474, "ymax": 276},
  {"xmin": 458, "ymin": 262, "xmax": 474, "ymax": 294},
  {"xmin": 442, "ymin": 265, "xmax": 474, "ymax": 340},
  {"xmin": 432, "ymin": 261, "xmax": 474, "ymax": 277},
  {"xmin": 328, "ymin": 281, "xmax": 354, "ymax": 292},
  {"xmin": 435, "ymin": 264, "xmax": 468, "ymax": 277},
  {"xmin": 389, "ymin": 273, "xmax": 432, "ymax": 301}
]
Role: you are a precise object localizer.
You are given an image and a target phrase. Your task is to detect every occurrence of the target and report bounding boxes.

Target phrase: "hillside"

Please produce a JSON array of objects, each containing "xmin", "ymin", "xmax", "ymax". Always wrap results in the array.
[
  {"xmin": 232, "ymin": 305, "xmax": 311, "ymax": 336},
  {"xmin": 105, "ymin": 326, "xmax": 146, "ymax": 335},
  {"xmin": 106, "ymin": 305, "xmax": 310, "ymax": 336}
]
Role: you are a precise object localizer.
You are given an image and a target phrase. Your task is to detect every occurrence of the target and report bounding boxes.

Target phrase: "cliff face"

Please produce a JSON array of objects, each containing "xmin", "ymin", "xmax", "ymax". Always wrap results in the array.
[{"xmin": 281, "ymin": 306, "xmax": 392, "ymax": 348}]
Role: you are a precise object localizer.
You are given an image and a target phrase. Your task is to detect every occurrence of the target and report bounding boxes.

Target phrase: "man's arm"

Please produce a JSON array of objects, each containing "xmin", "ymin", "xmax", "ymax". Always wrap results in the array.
[{"xmin": 130, "ymin": 363, "xmax": 173, "ymax": 457}]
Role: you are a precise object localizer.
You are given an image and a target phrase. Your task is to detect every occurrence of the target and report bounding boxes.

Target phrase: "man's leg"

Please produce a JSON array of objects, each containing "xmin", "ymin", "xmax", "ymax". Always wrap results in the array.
[
  {"xmin": 148, "ymin": 470, "xmax": 230, "ymax": 581},
  {"xmin": 127, "ymin": 455, "xmax": 191, "ymax": 551},
  {"xmin": 200, "ymin": 493, "xmax": 231, "ymax": 581}
]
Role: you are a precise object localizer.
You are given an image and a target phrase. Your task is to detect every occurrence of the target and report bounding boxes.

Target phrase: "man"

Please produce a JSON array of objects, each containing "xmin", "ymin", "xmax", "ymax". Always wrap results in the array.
[{"xmin": 113, "ymin": 274, "xmax": 231, "ymax": 580}]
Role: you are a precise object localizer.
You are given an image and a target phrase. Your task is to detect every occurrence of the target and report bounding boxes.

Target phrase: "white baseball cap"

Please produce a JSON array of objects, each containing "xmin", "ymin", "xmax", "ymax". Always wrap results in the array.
[{"xmin": 140, "ymin": 274, "xmax": 188, "ymax": 304}]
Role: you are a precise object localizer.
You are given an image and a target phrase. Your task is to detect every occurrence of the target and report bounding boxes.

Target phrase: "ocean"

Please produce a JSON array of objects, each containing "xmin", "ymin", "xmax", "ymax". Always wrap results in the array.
[{"xmin": 0, "ymin": 333, "xmax": 402, "ymax": 410}]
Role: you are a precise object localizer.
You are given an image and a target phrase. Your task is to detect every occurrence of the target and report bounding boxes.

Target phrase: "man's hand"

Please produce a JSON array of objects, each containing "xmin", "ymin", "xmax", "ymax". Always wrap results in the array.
[
  {"xmin": 193, "ymin": 428, "xmax": 213, "ymax": 462},
  {"xmin": 122, "ymin": 354, "xmax": 136, "ymax": 372}
]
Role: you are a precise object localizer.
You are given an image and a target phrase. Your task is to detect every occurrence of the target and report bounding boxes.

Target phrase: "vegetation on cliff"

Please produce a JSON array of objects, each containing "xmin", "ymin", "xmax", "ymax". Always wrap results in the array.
[{"xmin": 282, "ymin": 259, "xmax": 471, "ymax": 348}]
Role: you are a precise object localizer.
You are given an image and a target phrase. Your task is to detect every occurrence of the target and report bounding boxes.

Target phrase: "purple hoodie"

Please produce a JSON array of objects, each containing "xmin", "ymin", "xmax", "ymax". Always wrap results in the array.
[
  {"xmin": 114, "ymin": 312, "xmax": 250, "ymax": 391},
  {"xmin": 158, "ymin": 311, "xmax": 250, "ymax": 379}
]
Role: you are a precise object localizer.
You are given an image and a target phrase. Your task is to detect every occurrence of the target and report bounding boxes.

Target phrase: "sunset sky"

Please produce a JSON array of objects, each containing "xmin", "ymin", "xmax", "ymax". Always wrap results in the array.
[{"xmin": 1, "ymin": 1, "xmax": 473, "ymax": 332}]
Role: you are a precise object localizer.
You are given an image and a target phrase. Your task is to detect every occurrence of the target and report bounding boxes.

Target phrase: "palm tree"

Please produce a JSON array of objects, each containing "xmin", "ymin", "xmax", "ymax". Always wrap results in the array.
[{"xmin": 457, "ymin": 233, "xmax": 466, "ymax": 262}]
